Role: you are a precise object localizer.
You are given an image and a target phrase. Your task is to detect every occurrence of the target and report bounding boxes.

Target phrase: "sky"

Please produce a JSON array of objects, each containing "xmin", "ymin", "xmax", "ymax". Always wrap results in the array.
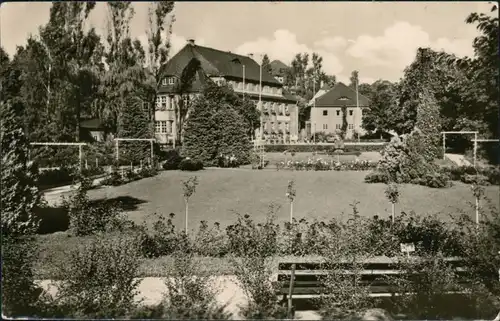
[{"xmin": 0, "ymin": 1, "xmax": 493, "ymax": 84}]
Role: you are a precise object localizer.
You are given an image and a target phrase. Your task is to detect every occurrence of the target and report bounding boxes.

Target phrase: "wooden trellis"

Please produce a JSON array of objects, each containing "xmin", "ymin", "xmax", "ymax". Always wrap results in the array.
[{"xmin": 29, "ymin": 142, "xmax": 87, "ymax": 171}]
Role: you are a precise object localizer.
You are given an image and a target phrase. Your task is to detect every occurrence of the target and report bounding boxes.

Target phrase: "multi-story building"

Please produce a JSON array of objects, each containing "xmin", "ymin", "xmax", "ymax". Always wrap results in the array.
[
  {"xmin": 154, "ymin": 39, "xmax": 299, "ymax": 144},
  {"xmin": 307, "ymin": 82, "xmax": 370, "ymax": 139},
  {"xmin": 269, "ymin": 60, "xmax": 289, "ymax": 85}
]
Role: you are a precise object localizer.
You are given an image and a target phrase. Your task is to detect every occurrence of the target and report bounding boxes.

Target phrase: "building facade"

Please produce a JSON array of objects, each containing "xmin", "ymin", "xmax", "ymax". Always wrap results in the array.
[
  {"xmin": 154, "ymin": 39, "xmax": 299, "ymax": 145},
  {"xmin": 307, "ymin": 82, "xmax": 370, "ymax": 139}
]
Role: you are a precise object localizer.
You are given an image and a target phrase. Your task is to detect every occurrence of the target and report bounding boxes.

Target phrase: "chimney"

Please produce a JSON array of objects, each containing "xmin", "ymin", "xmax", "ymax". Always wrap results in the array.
[
  {"xmin": 187, "ymin": 39, "xmax": 195, "ymax": 46},
  {"xmin": 248, "ymin": 53, "xmax": 254, "ymax": 59}
]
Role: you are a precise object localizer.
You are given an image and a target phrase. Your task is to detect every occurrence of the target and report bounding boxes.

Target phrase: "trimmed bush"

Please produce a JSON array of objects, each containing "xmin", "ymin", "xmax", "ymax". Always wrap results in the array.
[
  {"xmin": 178, "ymin": 159, "xmax": 204, "ymax": 171},
  {"xmin": 264, "ymin": 144, "xmax": 386, "ymax": 153},
  {"xmin": 161, "ymin": 149, "xmax": 183, "ymax": 170},
  {"xmin": 38, "ymin": 167, "xmax": 75, "ymax": 188}
]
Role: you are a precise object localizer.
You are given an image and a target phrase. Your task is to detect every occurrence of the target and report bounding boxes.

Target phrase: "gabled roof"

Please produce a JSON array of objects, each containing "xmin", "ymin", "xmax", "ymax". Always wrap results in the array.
[
  {"xmin": 158, "ymin": 64, "xmax": 212, "ymax": 94},
  {"xmin": 307, "ymin": 87, "xmax": 330, "ymax": 106},
  {"xmin": 313, "ymin": 82, "xmax": 370, "ymax": 107},
  {"xmin": 162, "ymin": 44, "xmax": 281, "ymax": 86},
  {"xmin": 270, "ymin": 60, "xmax": 289, "ymax": 76}
]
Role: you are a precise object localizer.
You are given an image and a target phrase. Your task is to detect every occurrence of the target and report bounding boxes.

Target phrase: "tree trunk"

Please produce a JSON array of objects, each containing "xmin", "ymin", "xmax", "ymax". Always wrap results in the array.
[{"xmin": 185, "ymin": 199, "xmax": 189, "ymax": 234}]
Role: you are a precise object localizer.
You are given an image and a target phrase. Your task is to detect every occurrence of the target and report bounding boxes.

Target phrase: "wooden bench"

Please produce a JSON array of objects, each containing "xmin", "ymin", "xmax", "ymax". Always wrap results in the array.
[{"xmin": 278, "ymin": 256, "xmax": 475, "ymax": 315}]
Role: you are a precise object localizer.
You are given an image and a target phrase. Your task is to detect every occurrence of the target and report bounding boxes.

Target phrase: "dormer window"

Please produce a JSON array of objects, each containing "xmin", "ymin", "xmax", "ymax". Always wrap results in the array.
[
  {"xmin": 339, "ymin": 96, "xmax": 349, "ymax": 101},
  {"xmin": 162, "ymin": 78, "xmax": 167, "ymax": 86},
  {"xmin": 168, "ymin": 77, "xmax": 175, "ymax": 85},
  {"xmin": 231, "ymin": 58, "xmax": 241, "ymax": 64}
]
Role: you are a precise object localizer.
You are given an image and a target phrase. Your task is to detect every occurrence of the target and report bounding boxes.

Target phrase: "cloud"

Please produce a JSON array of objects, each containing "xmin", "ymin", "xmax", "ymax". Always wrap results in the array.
[
  {"xmin": 313, "ymin": 36, "xmax": 347, "ymax": 51},
  {"xmin": 234, "ymin": 29, "xmax": 344, "ymax": 76},
  {"xmin": 346, "ymin": 21, "xmax": 474, "ymax": 69}
]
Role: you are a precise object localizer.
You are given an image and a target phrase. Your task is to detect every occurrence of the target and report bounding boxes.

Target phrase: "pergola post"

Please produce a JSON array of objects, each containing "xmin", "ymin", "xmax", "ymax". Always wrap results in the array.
[
  {"xmin": 150, "ymin": 140, "xmax": 154, "ymax": 165},
  {"xmin": 442, "ymin": 133, "xmax": 446, "ymax": 160},
  {"xmin": 79, "ymin": 145, "xmax": 83, "ymax": 172},
  {"xmin": 473, "ymin": 132, "xmax": 477, "ymax": 168},
  {"xmin": 115, "ymin": 139, "xmax": 119, "ymax": 162}
]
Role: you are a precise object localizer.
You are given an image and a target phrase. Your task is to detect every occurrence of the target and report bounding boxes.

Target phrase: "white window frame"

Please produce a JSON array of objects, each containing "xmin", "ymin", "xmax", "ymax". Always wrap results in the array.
[
  {"xmin": 348, "ymin": 124, "xmax": 354, "ymax": 130},
  {"xmin": 335, "ymin": 123, "xmax": 341, "ymax": 129},
  {"xmin": 168, "ymin": 77, "xmax": 175, "ymax": 85},
  {"xmin": 162, "ymin": 78, "xmax": 167, "ymax": 86},
  {"xmin": 323, "ymin": 124, "xmax": 328, "ymax": 130},
  {"xmin": 161, "ymin": 121, "xmax": 167, "ymax": 133},
  {"xmin": 155, "ymin": 121, "xmax": 161, "ymax": 133}
]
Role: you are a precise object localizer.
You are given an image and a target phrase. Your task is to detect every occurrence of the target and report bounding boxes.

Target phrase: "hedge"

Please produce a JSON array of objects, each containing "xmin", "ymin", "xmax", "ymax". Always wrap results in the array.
[{"xmin": 264, "ymin": 144, "xmax": 386, "ymax": 153}]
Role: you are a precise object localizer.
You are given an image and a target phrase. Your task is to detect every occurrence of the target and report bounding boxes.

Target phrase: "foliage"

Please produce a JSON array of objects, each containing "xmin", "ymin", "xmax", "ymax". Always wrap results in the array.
[
  {"xmin": 153, "ymin": 250, "xmax": 231, "ymax": 319},
  {"xmin": 178, "ymin": 158, "xmax": 204, "ymax": 171},
  {"xmin": 1, "ymin": 236, "xmax": 43, "ymax": 318},
  {"xmin": 362, "ymin": 80, "xmax": 402, "ymax": 134},
  {"xmin": 276, "ymin": 159, "xmax": 376, "ymax": 171},
  {"xmin": 43, "ymin": 234, "xmax": 142, "ymax": 318},
  {"xmin": 1, "ymin": 99, "xmax": 41, "ymax": 237},
  {"xmin": 182, "ymin": 83, "xmax": 252, "ymax": 166},
  {"xmin": 261, "ymin": 54, "xmax": 272, "ymax": 75},
  {"xmin": 264, "ymin": 143, "xmax": 386, "ymax": 153},
  {"xmin": 161, "ymin": 148, "xmax": 184, "ymax": 170},
  {"xmin": 63, "ymin": 176, "xmax": 128, "ymax": 236},
  {"xmin": 384, "ymin": 183, "xmax": 399, "ymax": 204},
  {"xmin": 371, "ymin": 133, "xmax": 449, "ymax": 188}
]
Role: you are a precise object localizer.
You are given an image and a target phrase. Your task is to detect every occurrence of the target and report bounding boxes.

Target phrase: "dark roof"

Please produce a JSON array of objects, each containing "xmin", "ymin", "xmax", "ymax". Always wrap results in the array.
[
  {"xmin": 80, "ymin": 118, "xmax": 104, "ymax": 130},
  {"xmin": 270, "ymin": 60, "xmax": 289, "ymax": 76},
  {"xmin": 162, "ymin": 44, "xmax": 281, "ymax": 86},
  {"xmin": 158, "ymin": 66, "xmax": 212, "ymax": 94},
  {"xmin": 314, "ymin": 82, "xmax": 370, "ymax": 107}
]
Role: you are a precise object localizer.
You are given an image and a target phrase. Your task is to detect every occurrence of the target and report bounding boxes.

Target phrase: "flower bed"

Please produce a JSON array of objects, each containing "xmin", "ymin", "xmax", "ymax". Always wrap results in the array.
[
  {"xmin": 265, "ymin": 143, "xmax": 386, "ymax": 153},
  {"xmin": 275, "ymin": 158, "xmax": 377, "ymax": 171}
]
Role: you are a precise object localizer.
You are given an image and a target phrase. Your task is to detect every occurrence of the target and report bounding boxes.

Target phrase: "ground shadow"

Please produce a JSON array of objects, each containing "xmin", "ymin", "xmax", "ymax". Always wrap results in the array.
[
  {"xmin": 35, "ymin": 196, "xmax": 147, "ymax": 234},
  {"xmin": 90, "ymin": 196, "xmax": 147, "ymax": 211}
]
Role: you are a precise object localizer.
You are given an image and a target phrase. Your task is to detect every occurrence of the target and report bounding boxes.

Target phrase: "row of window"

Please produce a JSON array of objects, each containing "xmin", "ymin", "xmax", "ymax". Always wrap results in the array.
[
  {"xmin": 155, "ymin": 121, "xmax": 174, "ymax": 134},
  {"xmin": 229, "ymin": 81, "xmax": 283, "ymax": 95},
  {"xmin": 161, "ymin": 77, "xmax": 176, "ymax": 86},
  {"xmin": 322, "ymin": 110, "xmax": 355, "ymax": 116},
  {"xmin": 155, "ymin": 95, "xmax": 190, "ymax": 111},
  {"xmin": 259, "ymin": 101, "xmax": 290, "ymax": 114},
  {"xmin": 320, "ymin": 124, "xmax": 355, "ymax": 130},
  {"xmin": 264, "ymin": 122, "xmax": 291, "ymax": 131}
]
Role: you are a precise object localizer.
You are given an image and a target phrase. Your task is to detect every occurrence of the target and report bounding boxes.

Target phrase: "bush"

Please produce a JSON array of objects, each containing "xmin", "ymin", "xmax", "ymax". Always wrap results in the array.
[
  {"xmin": 1, "ymin": 236, "xmax": 43, "ymax": 318},
  {"xmin": 364, "ymin": 171, "xmax": 390, "ymax": 183},
  {"xmin": 264, "ymin": 144, "xmax": 386, "ymax": 153},
  {"xmin": 151, "ymin": 250, "xmax": 231, "ymax": 319},
  {"xmin": 63, "ymin": 177, "xmax": 128, "ymax": 236},
  {"xmin": 178, "ymin": 159, "xmax": 204, "ymax": 171},
  {"xmin": 161, "ymin": 149, "xmax": 184, "ymax": 170},
  {"xmin": 41, "ymin": 234, "xmax": 142, "ymax": 318}
]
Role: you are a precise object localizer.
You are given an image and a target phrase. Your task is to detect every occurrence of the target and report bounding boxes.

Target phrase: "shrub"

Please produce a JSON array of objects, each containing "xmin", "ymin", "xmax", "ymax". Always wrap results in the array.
[
  {"xmin": 230, "ymin": 254, "xmax": 288, "ymax": 319},
  {"xmin": 192, "ymin": 221, "xmax": 228, "ymax": 257},
  {"xmin": 42, "ymin": 234, "xmax": 142, "ymax": 318},
  {"xmin": 150, "ymin": 250, "xmax": 231, "ymax": 319},
  {"xmin": 461, "ymin": 173, "xmax": 489, "ymax": 185},
  {"xmin": 264, "ymin": 144, "xmax": 386, "ymax": 153},
  {"xmin": 139, "ymin": 213, "xmax": 191, "ymax": 258},
  {"xmin": 161, "ymin": 149, "xmax": 184, "ymax": 170},
  {"xmin": 364, "ymin": 171, "xmax": 390, "ymax": 183},
  {"xmin": 1, "ymin": 236, "xmax": 43, "ymax": 318},
  {"xmin": 63, "ymin": 176, "xmax": 128, "ymax": 236},
  {"xmin": 178, "ymin": 159, "xmax": 204, "ymax": 171}
]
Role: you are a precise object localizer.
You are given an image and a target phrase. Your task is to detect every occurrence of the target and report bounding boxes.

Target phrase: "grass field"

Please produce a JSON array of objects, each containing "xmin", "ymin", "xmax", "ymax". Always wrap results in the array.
[
  {"xmin": 263, "ymin": 151, "xmax": 382, "ymax": 164},
  {"xmin": 54, "ymin": 168, "xmax": 498, "ymax": 228}
]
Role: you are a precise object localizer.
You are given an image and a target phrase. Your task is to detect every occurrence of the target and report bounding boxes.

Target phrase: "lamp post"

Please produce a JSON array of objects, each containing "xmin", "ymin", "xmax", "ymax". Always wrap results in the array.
[{"xmin": 356, "ymin": 77, "xmax": 360, "ymax": 143}]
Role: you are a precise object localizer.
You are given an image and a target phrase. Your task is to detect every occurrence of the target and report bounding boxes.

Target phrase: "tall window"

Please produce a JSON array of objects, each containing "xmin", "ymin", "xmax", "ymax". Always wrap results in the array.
[
  {"xmin": 336, "ymin": 124, "xmax": 341, "ymax": 129},
  {"xmin": 285, "ymin": 122, "xmax": 290, "ymax": 131},
  {"xmin": 349, "ymin": 110, "xmax": 353, "ymax": 116},
  {"xmin": 323, "ymin": 110, "xmax": 328, "ymax": 116},
  {"xmin": 159, "ymin": 96, "xmax": 167, "ymax": 110},
  {"xmin": 162, "ymin": 78, "xmax": 167, "ymax": 86},
  {"xmin": 161, "ymin": 121, "xmax": 167, "ymax": 133},
  {"xmin": 323, "ymin": 124, "xmax": 328, "ymax": 130},
  {"xmin": 168, "ymin": 120, "xmax": 174, "ymax": 133},
  {"xmin": 168, "ymin": 77, "xmax": 175, "ymax": 85},
  {"xmin": 155, "ymin": 121, "xmax": 161, "ymax": 133},
  {"xmin": 336, "ymin": 110, "xmax": 340, "ymax": 116},
  {"xmin": 183, "ymin": 95, "xmax": 190, "ymax": 106},
  {"xmin": 348, "ymin": 124, "xmax": 354, "ymax": 129}
]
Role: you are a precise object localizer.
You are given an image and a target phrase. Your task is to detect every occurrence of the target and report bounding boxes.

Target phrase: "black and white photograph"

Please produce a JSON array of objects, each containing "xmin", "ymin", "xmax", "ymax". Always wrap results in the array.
[{"xmin": 1, "ymin": 1, "xmax": 499, "ymax": 319}]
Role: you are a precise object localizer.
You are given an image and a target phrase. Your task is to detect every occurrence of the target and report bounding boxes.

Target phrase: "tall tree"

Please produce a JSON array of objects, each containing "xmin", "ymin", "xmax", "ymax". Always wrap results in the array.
[
  {"xmin": 362, "ymin": 80, "xmax": 402, "ymax": 134},
  {"xmin": 349, "ymin": 70, "xmax": 359, "ymax": 89},
  {"xmin": 146, "ymin": 1, "xmax": 175, "ymax": 133},
  {"xmin": 261, "ymin": 54, "xmax": 272, "ymax": 75}
]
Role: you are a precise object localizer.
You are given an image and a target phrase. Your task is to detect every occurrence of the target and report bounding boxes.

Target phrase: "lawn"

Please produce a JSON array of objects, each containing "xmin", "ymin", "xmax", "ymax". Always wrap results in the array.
[{"xmin": 56, "ymin": 168, "xmax": 498, "ymax": 228}]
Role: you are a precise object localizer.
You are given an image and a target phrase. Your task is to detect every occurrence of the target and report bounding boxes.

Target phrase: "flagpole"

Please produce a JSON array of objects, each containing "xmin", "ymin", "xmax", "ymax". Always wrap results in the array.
[{"xmin": 356, "ymin": 78, "xmax": 360, "ymax": 143}]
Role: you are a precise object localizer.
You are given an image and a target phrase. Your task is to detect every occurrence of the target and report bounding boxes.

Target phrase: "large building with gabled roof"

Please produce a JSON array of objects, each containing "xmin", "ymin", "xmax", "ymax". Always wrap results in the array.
[
  {"xmin": 154, "ymin": 39, "xmax": 299, "ymax": 144},
  {"xmin": 306, "ymin": 82, "xmax": 370, "ymax": 139}
]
